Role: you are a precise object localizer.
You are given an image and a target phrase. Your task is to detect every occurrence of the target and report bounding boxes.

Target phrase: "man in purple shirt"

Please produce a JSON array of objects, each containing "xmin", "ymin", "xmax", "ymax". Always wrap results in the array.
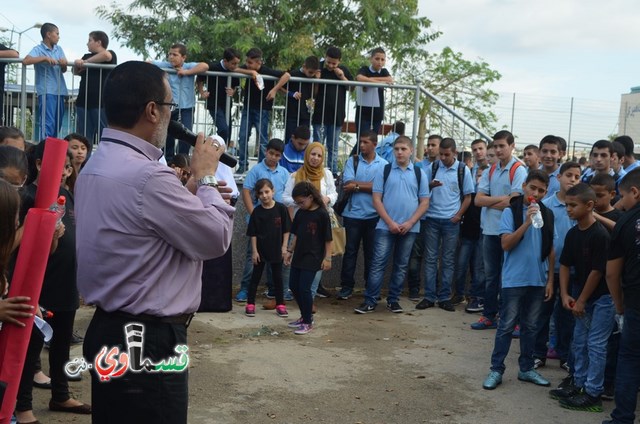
[{"xmin": 75, "ymin": 61, "xmax": 234, "ymax": 424}]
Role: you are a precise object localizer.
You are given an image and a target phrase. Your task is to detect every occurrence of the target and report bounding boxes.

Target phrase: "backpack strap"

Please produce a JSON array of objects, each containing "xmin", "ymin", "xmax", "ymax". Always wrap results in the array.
[
  {"xmin": 382, "ymin": 163, "xmax": 422, "ymax": 200},
  {"xmin": 509, "ymin": 161, "xmax": 523, "ymax": 184},
  {"xmin": 457, "ymin": 162, "xmax": 465, "ymax": 201},
  {"xmin": 489, "ymin": 161, "xmax": 523, "ymax": 184},
  {"xmin": 431, "ymin": 161, "xmax": 439, "ymax": 181}
]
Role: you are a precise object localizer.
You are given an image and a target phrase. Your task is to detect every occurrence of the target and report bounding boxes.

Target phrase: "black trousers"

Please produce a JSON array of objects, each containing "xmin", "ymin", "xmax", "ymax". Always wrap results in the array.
[
  {"xmin": 83, "ymin": 309, "xmax": 189, "ymax": 424},
  {"xmin": 48, "ymin": 310, "xmax": 76, "ymax": 402},
  {"xmin": 16, "ymin": 324, "xmax": 44, "ymax": 411}
]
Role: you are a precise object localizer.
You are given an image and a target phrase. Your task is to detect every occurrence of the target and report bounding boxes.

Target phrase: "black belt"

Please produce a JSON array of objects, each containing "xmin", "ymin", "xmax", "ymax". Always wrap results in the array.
[{"xmin": 96, "ymin": 307, "xmax": 195, "ymax": 328}]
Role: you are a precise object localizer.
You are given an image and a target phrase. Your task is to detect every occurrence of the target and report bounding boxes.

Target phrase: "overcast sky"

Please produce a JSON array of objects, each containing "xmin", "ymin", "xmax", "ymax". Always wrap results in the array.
[{"xmin": 3, "ymin": 1, "xmax": 637, "ymax": 144}]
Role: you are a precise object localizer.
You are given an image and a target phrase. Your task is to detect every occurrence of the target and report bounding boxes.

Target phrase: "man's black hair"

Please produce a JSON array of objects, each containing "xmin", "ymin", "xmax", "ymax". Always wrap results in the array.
[{"xmin": 103, "ymin": 61, "xmax": 168, "ymax": 129}]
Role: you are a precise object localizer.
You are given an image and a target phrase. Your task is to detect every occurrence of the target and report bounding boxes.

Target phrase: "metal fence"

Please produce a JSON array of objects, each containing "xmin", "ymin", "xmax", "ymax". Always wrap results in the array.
[{"xmin": 4, "ymin": 57, "xmax": 622, "ymax": 170}]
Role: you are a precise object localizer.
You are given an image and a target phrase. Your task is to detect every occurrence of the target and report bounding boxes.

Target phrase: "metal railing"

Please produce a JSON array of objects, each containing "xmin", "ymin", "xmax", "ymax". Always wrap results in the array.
[{"xmin": 2, "ymin": 58, "xmax": 491, "ymax": 170}]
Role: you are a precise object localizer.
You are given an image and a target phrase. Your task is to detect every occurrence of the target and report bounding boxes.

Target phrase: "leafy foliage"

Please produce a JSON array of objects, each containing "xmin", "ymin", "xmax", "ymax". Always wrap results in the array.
[
  {"xmin": 97, "ymin": 0, "xmax": 440, "ymax": 70},
  {"xmin": 391, "ymin": 47, "xmax": 501, "ymax": 155}
]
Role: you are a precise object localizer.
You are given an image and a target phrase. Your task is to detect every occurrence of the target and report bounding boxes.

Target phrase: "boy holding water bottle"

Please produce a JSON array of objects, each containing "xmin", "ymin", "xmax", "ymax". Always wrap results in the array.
[{"xmin": 482, "ymin": 169, "xmax": 555, "ymax": 390}]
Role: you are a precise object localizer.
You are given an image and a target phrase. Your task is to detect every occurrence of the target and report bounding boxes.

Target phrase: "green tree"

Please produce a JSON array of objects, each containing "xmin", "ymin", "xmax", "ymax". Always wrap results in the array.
[
  {"xmin": 97, "ymin": 0, "xmax": 440, "ymax": 69},
  {"xmin": 392, "ymin": 47, "xmax": 501, "ymax": 157}
]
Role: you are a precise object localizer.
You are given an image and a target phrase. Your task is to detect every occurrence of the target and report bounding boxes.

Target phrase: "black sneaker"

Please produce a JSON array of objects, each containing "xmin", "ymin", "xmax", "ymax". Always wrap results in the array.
[
  {"xmin": 416, "ymin": 299, "xmax": 435, "ymax": 310},
  {"xmin": 559, "ymin": 391, "xmax": 603, "ymax": 412},
  {"xmin": 601, "ymin": 382, "xmax": 614, "ymax": 401},
  {"xmin": 387, "ymin": 302, "xmax": 403, "ymax": 313},
  {"xmin": 316, "ymin": 285, "xmax": 331, "ymax": 298},
  {"xmin": 449, "ymin": 295, "xmax": 464, "ymax": 306},
  {"xmin": 354, "ymin": 303, "xmax": 376, "ymax": 314},
  {"xmin": 560, "ymin": 361, "xmax": 570, "ymax": 373},
  {"xmin": 438, "ymin": 301, "xmax": 455, "ymax": 312},
  {"xmin": 71, "ymin": 332, "xmax": 84, "ymax": 345},
  {"xmin": 549, "ymin": 384, "xmax": 581, "ymax": 400},
  {"xmin": 408, "ymin": 291, "xmax": 421, "ymax": 302},
  {"xmin": 534, "ymin": 357, "xmax": 546, "ymax": 369},
  {"xmin": 558, "ymin": 374, "xmax": 574, "ymax": 389}
]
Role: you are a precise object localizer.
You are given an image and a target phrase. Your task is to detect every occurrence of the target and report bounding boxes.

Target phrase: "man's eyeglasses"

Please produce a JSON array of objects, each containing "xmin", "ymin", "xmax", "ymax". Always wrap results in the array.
[{"xmin": 154, "ymin": 101, "xmax": 178, "ymax": 112}]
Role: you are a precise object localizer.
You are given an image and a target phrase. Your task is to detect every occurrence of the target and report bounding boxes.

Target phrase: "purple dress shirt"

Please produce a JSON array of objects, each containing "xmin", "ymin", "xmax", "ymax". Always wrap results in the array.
[{"xmin": 75, "ymin": 128, "xmax": 234, "ymax": 316}]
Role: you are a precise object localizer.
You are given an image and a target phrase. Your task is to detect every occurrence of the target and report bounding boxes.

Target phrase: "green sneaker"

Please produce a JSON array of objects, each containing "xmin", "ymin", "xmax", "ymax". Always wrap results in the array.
[{"xmin": 559, "ymin": 391, "xmax": 603, "ymax": 412}]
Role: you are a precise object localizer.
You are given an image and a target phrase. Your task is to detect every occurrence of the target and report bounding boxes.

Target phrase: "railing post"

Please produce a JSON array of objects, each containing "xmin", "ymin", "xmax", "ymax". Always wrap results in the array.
[
  {"xmin": 19, "ymin": 63, "xmax": 27, "ymax": 135},
  {"xmin": 412, "ymin": 78, "xmax": 421, "ymax": 147}
]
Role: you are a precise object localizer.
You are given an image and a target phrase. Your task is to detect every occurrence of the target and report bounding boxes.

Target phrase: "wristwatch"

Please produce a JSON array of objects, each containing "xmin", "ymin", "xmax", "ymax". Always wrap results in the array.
[
  {"xmin": 197, "ymin": 175, "xmax": 218, "ymax": 188},
  {"xmin": 355, "ymin": 184, "xmax": 360, "ymax": 192}
]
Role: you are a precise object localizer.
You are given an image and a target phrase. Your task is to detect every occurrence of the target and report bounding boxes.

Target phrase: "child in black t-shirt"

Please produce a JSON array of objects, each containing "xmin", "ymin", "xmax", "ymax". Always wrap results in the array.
[
  {"xmin": 355, "ymin": 47, "xmax": 393, "ymax": 140},
  {"xmin": 551, "ymin": 183, "xmax": 614, "ymax": 412},
  {"xmin": 603, "ymin": 168, "xmax": 640, "ymax": 424},
  {"xmin": 284, "ymin": 182, "xmax": 332, "ymax": 335},
  {"xmin": 590, "ymin": 173, "xmax": 623, "ymax": 232},
  {"xmin": 246, "ymin": 179, "xmax": 291, "ymax": 318}
]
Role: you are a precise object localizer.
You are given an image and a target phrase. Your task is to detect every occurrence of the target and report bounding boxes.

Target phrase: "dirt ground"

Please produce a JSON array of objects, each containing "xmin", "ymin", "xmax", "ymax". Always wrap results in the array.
[{"xmin": 29, "ymin": 290, "xmax": 630, "ymax": 424}]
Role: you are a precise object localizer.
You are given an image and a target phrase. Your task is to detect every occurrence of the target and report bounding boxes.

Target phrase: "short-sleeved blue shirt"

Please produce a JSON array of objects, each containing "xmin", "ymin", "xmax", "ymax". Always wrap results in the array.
[
  {"xmin": 499, "ymin": 207, "xmax": 548, "ymax": 288},
  {"xmin": 243, "ymin": 159, "xmax": 290, "ymax": 223},
  {"xmin": 542, "ymin": 167, "xmax": 560, "ymax": 200},
  {"xmin": 425, "ymin": 159, "xmax": 475, "ymax": 219},
  {"xmin": 373, "ymin": 162, "xmax": 429, "ymax": 233},
  {"xmin": 342, "ymin": 153, "xmax": 387, "ymax": 220},
  {"xmin": 542, "ymin": 193, "xmax": 576, "ymax": 273},
  {"xmin": 152, "ymin": 61, "xmax": 200, "ymax": 109},
  {"xmin": 478, "ymin": 157, "xmax": 527, "ymax": 235},
  {"xmin": 28, "ymin": 42, "xmax": 68, "ymax": 96}
]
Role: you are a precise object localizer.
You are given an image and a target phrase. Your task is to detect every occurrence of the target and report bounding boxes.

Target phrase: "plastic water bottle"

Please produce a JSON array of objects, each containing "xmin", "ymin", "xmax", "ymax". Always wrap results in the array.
[
  {"xmin": 528, "ymin": 196, "xmax": 544, "ymax": 228},
  {"xmin": 49, "ymin": 195, "xmax": 66, "ymax": 225}
]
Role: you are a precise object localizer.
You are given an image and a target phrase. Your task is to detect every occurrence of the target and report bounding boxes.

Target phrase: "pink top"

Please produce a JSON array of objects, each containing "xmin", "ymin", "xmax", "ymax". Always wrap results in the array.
[{"xmin": 75, "ymin": 129, "xmax": 234, "ymax": 316}]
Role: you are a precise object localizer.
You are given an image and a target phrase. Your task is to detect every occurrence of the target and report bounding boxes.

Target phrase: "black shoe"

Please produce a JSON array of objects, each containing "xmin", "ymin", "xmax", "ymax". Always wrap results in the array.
[
  {"xmin": 71, "ymin": 331, "xmax": 84, "ymax": 345},
  {"xmin": 354, "ymin": 303, "xmax": 376, "ymax": 314},
  {"xmin": 549, "ymin": 384, "xmax": 581, "ymax": 400},
  {"xmin": 438, "ymin": 301, "xmax": 455, "ymax": 312},
  {"xmin": 561, "ymin": 361, "xmax": 570, "ymax": 372},
  {"xmin": 558, "ymin": 374, "xmax": 574, "ymax": 389},
  {"xmin": 559, "ymin": 391, "xmax": 603, "ymax": 412},
  {"xmin": 387, "ymin": 302, "xmax": 403, "ymax": 313},
  {"xmin": 601, "ymin": 382, "xmax": 614, "ymax": 401},
  {"xmin": 449, "ymin": 295, "xmax": 464, "ymax": 306},
  {"xmin": 416, "ymin": 299, "xmax": 435, "ymax": 310},
  {"xmin": 316, "ymin": 285, "xmax": 331, "ymax": 298}
]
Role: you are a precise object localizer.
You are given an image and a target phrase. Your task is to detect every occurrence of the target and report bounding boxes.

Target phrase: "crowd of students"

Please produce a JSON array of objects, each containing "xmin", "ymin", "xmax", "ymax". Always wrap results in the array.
[{"xmin": 4, "ymin": 21, "xmax": 640, "ymax": 423}]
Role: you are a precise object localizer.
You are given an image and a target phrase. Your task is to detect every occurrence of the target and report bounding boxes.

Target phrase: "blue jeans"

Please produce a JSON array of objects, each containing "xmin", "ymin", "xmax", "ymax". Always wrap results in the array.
[
  {"xmin": 355, "ymin": 108, "xmax": 381, "ymax": 141},
  {"xmin": 313, "ymin": 124, "xmax": 341, "ymax": 174},
  {"xmin": 424, "ymin": 218, "xmax": 459, "ymax": 302},
  {"xmin": 407, "ymin": 220, "xmax": 427, "ymax": 296},
  {"xmin": 610, "ymin": 307, "xmax": 640, "ymax": 423},
  {"xmin": 490, "ymin": 286, "xmax": 545, "ymax": 374},
  {"xmin": 76, "ymin": 106, "xmax": 106, "ymax": 149},
  {"xmin": 454, "ymin": 236, "xmax": 485, "ymax": 299},
  {"xmin": 364, "ymin": 229, "xmax": 416, "ymax": 306},
  {"xmin": 482, "ymin": 234, "xmax": 504, "ymax": 321},
  {"xmin": 238, "ymin": 109, "xmax": 270, "ymax": 170},
  {"xmin": 164, "ymin": 108, "xmax": 193, "ymax": 161},
  {"xmin": 289, "ymin": 267, "xmax": 316, "ymax": 324},
  {"xmin": 572, "ymin": 294, "xmax": 615, "ymax": 397},
  {"xmin": 208, "ymin": 108, "xmax": 231, "ymax": 143},
  {"xmin": 340, "ymin": 216, "xmax": 378, "ymax": 289},
  {"xmin": 533, "ymin": 274, "xmax": 575, "ymax": 362},
  {"xmin": 36, "ymin": 94, "xmax": 66, "ymax": 140}
]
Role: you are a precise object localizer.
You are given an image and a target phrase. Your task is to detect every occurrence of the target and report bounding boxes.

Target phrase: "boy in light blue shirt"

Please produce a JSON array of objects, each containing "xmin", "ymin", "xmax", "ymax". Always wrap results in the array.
[
  {"xmin": 417, "ymin": 137, "xmax": 474, "ymax": 311},
  {"xmin": 23, "ymin": 23, "xmax": 68, "ymax": 140},
  {"xmin": 337, "ymin": 130, "xmax": 387, "ymax": 300},
  {"xmin": 482, "ymin": 170, "xmax": 555, "ymax": 390},
  {"xmin": 152, "ymin": 43, "xmax": 208, "ymax": 161},
  {"xmin": 354, "ymin": 136, "xmax": 429, "ymax": 314},
  {"xmin": 472, "ymin": 130, "xmax": 527, "ymax": 330}
]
